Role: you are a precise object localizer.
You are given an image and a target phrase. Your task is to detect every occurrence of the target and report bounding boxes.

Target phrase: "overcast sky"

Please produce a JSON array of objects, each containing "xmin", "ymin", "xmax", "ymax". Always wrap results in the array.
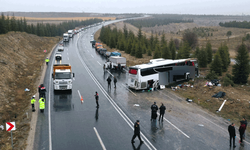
[{"xmin": 1, "ymin": 0, "xmax": 249, "ymax": 15}]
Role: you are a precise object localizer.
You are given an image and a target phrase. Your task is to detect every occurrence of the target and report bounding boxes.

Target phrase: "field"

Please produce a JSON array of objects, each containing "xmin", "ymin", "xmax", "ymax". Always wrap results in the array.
[{"xmin": 95, "ymin": 17, "xmax": 250, "ymax": 131}]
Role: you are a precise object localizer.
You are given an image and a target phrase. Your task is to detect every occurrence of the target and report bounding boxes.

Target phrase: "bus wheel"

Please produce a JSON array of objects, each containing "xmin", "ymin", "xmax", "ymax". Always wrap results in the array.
[{"xmin": 186, "ymin": 75, "xmax": 190, "ymax": 81}]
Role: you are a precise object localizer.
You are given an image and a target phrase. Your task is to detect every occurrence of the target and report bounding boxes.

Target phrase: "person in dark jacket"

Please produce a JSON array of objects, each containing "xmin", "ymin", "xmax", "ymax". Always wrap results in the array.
[
  {"xmin": 94, "ymin": 91, "xmax": 99, "ymax": 108},
  {"xmin": 38, "ymin": 84, "xmax": 46, "ymax": 98},
  {"xmin": 159, "ymin": 103, "xmax": 166, "ymax": 122},
  {"xmin": 151, "ymin": 102, "xmax": 158, "ymax": 121},
  {"xmin": 131, "ymin": 120, "xmax": 143, "ymax": 144},
  {"xmin": 239, "ymin": 121, "xmax": 246, "ymax": 143},
  {"xmin": 107, "ymin": 76, "xmax": 112, "ymax": 89},
  {"xmin": 114, "ymin": 76, "xmax": 117, "ymax": 88},
  {"xmin": 228, "ymin": 123, "xmax": 236, "ymax": 148},
  {"xmin": 242, "ymin": 117, "xmax": 248, "ymax": 139}
]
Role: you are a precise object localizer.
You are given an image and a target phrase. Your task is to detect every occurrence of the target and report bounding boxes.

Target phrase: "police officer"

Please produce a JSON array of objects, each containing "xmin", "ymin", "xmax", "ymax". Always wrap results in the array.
[
  {"xmin": 31, "ymin": 95, "xmax": 36, "ymax": 112},
  {"xmin": 94, "ymin": 91, "xmax": 99, "ymax": 108},
  {"xmin": 39, "ymin": 97, "xmax": 45, "ymax": 113},
  {"xmin": 159, "ymin": 103, "xmax": 166, "ymax": 122},
  {"xmin": 151, "ymin": 102, "xmax": 158, "ymax": 121},
  {"xmin": 45, "ymin": 57, "xmax": 50, "ymax": 65},
  {"xmin": 38, "ymin": 84, "xmax": 46, "ymax": 98},
  {"xmin": 131, "ymin": 120, "xmax": 143, "ymax": 144}
]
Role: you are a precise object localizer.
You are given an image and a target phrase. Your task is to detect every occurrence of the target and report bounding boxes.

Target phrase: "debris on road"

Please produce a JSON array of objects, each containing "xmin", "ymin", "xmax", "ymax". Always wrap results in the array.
[{"xmin": 133, "ymin": 104, "xmax": 140, "ymax": 107}]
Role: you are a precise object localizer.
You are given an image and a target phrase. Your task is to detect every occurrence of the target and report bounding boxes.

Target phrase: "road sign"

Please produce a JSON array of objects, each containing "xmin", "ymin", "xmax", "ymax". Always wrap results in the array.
[
  {"xmin": 6, "ymin": 122, "xmax": 16, "ymax": 131},
  {"xmin": 44, "ymin": 49, "xmax": 47, "ymax": 53}
]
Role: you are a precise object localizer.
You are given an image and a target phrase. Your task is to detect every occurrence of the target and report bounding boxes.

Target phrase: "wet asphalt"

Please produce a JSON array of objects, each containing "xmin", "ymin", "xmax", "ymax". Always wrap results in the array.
[{"xmin": 33, "ymin": 20, "xmax": 249, "ymax": 150}]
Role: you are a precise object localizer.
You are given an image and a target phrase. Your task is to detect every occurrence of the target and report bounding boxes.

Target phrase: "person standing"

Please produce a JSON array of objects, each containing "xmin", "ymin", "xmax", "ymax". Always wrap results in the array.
[
  {"xmin": 39, "ymin": 97, "xmax": 45, "ymax": 113},
  {"xmin": 38, "ymin": 84, "xmax": 46, "ymax": 98},
  {"xmin": 242, "ymin": 117, "xmax": 248, "ymax": 139},
  {"xmin": 151, "ymin": 102, "xmax": 158, "ymax": 121},
  {"xmin": 107, "ymin": 76, "xmax": 112, "ymax": 89},
  {"xmin": 228, "ymin": 123, "xmax": 236, "ymax": 148},
  {"xmin": 239, "ymin": 121, "xmax": 246, "ymax": 143},
  {"xmin": 94, "ymin": 91, "xmax": 99, "ymax": 108},
  {"xmin": 103, "ymin": 64, "xmax": 106, "ymax": 72},
  {"xmin": 114, "ymin": 76, "xmax": 117, "ymax": 88},
  {"xmin": 45, "ymin": 57, "xmax": 50, "ymax": 65},
  {"xmin": 31, "ymin": 95, "xmax": 36, "ymax": 112},
  {"xmin": 159, "ymin": 103, "xmax": 166, "ymax": 122},
  {"xmin": 131, "ymin": 120, "xmax": 143, "ymax": 144}
]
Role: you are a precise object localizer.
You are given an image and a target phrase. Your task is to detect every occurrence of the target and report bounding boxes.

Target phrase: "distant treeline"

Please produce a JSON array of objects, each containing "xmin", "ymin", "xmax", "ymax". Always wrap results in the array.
[
  {"xmin": 219, "ymin": 21, "xmax": 250, "ymax": 29},
  {"xmin": 125, "ymin": 15, "xmax": 193, "ymax": 28},
  {"xmin": 0, "ymin": 13, "xmax": 103, "ymax": 36}
]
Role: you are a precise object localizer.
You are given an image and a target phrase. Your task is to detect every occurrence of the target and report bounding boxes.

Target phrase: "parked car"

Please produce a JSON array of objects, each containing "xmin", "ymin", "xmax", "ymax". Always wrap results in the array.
[
  {"xmin": 58, "ymin": 45, "xmax": 64, "ymax": 51},
  {"xmin": 99, "ymin": 48, "xmax": 107, "ymax": 55},
  {"xmin": 104, "ymin": 51, "xmax": 111, "ymax": 58},
  {"xmin": 110, "ymin": 51, "xmax": 121, "ymax": 57}
]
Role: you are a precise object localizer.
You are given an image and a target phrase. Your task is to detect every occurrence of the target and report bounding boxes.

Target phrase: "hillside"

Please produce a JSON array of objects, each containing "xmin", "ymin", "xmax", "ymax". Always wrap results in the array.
[{"xmin": 0, "ymin": 32, "xmax": 59, "ymax": 149}]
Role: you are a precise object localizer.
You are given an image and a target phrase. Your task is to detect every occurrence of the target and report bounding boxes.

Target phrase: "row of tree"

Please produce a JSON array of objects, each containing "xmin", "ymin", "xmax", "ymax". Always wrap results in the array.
[
  {"xmin": 125, "ymin": 18, "xmax": 193, "ymax": 28},
  {"xmin": 219, "ymin": 21, "xmax": 250, "ymax": 29},
  {"xmin": 0, "ymin": 13, "xmax": 103, "ymax": 36}
]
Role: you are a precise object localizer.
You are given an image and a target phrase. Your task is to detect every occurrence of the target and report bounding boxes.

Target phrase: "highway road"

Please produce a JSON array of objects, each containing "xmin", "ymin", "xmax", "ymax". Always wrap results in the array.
[{"xmin": 33, "ymin": 19, "xmax": 249, "ymax": 150}]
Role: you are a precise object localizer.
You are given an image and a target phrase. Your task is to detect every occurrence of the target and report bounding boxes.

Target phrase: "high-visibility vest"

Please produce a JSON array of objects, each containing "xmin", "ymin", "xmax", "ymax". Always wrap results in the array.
[
  {"xmin": 39, "ymin": 98, "xmax": 45, "ymax": 109},
  {"xmin": 31, "ymin": 98, "xmax": 36, "ymax": 104},
  {"xmin": 45, "ymin": 58, "xmax": 50, "ymax": 62}
]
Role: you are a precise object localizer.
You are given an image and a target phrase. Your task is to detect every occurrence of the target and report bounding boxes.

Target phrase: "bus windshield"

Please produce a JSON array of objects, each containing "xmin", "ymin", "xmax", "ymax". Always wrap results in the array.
[{"xmin": 55, "ymin": 72, "xmax": 71, "ymax": 79}]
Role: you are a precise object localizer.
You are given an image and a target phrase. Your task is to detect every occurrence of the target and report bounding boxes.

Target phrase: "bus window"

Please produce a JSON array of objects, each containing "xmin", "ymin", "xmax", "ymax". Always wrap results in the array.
[{"xmin": 129, "ymin": 69, "xmax": 137, "ymax": 75}]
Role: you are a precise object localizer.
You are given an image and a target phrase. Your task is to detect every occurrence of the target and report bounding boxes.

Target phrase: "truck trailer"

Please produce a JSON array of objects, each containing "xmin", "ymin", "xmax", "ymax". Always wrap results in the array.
[{"xmin": 52, "ymin": 64, "xmax": 75, "ymax": 91}]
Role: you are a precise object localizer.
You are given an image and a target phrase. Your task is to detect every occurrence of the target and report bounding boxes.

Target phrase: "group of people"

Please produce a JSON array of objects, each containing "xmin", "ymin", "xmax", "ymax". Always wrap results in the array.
[
  {"xmin": 103, "ymin": 62, "xmax": 122, "ymax": 71},
  {"xmin": 151, "ymin": 102, "xmax": 166, "ymax": 122},
  {"xmin": 228, "ymin": 118, "xmax": 248, "ymax": 148},
  {"xmin": 30, "ymin": 84, "xmax": 46, "ymax": 113}
]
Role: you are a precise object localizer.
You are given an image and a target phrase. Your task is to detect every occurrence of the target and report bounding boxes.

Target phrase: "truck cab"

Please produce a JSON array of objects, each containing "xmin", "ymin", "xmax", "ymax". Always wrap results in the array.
[{"xmin": 63, "ymin": 33, "xmax": 69, "ymax": 42}]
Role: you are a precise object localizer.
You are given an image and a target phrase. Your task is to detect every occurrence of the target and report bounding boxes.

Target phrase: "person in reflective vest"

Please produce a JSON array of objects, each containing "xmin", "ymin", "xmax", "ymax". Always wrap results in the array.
[
  {"xmin": 39, "ymin": 97, "xmax": 45, "ymax": 113},
  {"xmin": 45, "ymin": 57, "xmax": 50, "ymax": 65},
  {"xmin": 31, "ymin": 95, "xmax": 36, "ymax": 112}
]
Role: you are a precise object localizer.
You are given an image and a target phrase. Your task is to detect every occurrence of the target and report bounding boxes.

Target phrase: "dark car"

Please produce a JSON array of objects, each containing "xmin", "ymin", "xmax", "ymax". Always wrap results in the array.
[
  {"xmin": 104, "ymin": 51, "xmax": 111, "ymax": 58},
  {"xmin": 99, "ymin": 48, "xmax": 107, "ymax": 55}
]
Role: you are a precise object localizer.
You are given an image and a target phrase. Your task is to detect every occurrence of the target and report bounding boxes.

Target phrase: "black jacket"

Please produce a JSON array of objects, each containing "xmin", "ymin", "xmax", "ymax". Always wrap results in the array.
[
  {"xmin": 228, "ymin": 125, "xmax": 236, "ymax": 137},
  {"xmin": 107, "ymin": 77, "xmax": 111, "ymax": 83},
  {"xmin": 134, "ymin": 122, "xmax": 140, "ymax": 134},
  {"xmin": 114, "ymin": 78, "xmax": 117, "ymax": 83},
  {"xmin": 151, "ymin": 104, "xmax": 158, "ymax": 112},
  {"xmin": 159, "ymin": 105, "xmax": 166, "ymax": 114}
]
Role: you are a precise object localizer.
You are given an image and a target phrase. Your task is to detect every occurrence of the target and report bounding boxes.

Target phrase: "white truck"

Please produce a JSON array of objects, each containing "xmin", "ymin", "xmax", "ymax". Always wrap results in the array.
[
  {"xmin": 63, "ymin": 33, "xmax": 69, "ymax": 42},
  {"xmin": 52, "ymin": 64, "xmax": 75, "ymax": 91},
  {"xmin": 68, "ymin": 30, "xmax": 73, "ymax": 38},
  {"xmin": 108, "ymin": 56, "xmax": 126, "ymax": 70}
]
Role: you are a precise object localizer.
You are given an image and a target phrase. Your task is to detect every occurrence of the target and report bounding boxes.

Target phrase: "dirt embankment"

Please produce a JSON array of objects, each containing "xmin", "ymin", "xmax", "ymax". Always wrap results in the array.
[{"xmin": 0, "ymin": 32, "xmax": 59, "ymax": 150}]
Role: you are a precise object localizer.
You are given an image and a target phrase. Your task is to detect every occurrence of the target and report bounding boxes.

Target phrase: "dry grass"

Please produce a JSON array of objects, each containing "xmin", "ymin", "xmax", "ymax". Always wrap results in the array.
[
  {"xmin": 15, "ymin": 16, "xmax": 116, "ymax": 21},
  {"xmin": 0, "ymin": 32, "xmax": 59, "ymax": 150}
]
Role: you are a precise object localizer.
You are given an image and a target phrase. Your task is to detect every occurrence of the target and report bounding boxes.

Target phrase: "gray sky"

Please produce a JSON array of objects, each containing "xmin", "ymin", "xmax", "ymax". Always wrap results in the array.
[{"xmin": 1, "ymin": 0, "xmax": 250, "ymax": 15}]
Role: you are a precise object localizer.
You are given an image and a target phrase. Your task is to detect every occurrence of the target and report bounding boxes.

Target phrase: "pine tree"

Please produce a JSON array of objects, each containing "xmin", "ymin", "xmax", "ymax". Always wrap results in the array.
[
  {"xmin": 169, "ymin": 38, "xmax": 176, "ymax": 60},
  {"xmin": 130, "ymin": 42, "xmax": 136, "ymax": 56},
  {"xmin": 135, "ymin": 43, "xmax": 143, "ymax": 58},
  {"xmin": 232, "ymin": 43, "xmax": 250, "ymax": 84},
  {"xmin": 198, "ymin": 47, "xmax": 208, "ymax": 68},
  {"xmin": 137, "ymin": 26, "xmax": 142, "ymax": 41},
  {"xmin": 109, "ymin": 35, "xmax": 116, "ymax": 49},
  {"xmin": 0, "ymin": 13, "xmax": 7, "ymax": 34},
  {"xmin": 182, "ymin": 42, "xmax": 191, "ymax": 58},
  {"xmin": 123, "ymin": 24, "xmax": 128, "ymax": 38},
  {"xmin": 161, "ymin": 34, "xmax": 166, "ymax": 48},
  {"xmin": 147, "ymin": 48, "xmax": 152, "ymax": 56},
  {"xmin": 206, "ymin": 41, "xmax": 212, "ymax": 64},
  {"xmin": 149, "ymin": 33, "xmax": 154, "ymax": 50},
  {"xmin": 153, "ymin": 44, "xmax": 161, "ymax": 59},
  {"xmin": 218, "ymin": 44, "xmax": 230, "ymax": 72},
  {"xmin": 162, "ymin": 45, "xmax": 171, "ymax": 59},
  {"xmin": 195, "ymin": 46, "xmax": 200, "ymax": 58},
  {"xmin": 210, "ymin": 51, "xmax": 222, "ymax": 75},
  {"xmin": 126, "ymin": 39, "xmax": 132, "ymax": 54},
  {"xmin": 10, "ymin": 14, "xmax": 17, "ymax": 32}
]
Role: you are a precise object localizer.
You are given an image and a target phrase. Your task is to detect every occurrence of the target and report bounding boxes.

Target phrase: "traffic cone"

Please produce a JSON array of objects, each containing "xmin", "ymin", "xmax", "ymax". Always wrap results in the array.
[{"xmin": 81, "ymin": 96, "xmax": 84, "ymax": 103}]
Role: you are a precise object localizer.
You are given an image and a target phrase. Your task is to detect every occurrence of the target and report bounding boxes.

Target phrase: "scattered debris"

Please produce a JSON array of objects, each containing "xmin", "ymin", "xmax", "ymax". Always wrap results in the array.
[
  {"xmin": 0, "ymin": 125, "xmax": 4, "ymax": 130},
  {"xmin": 186, "ymin": 98, "xmax": 192, "ymax": 102},
  {"xmin": 198, "ymin": 124, "xmax": 204, "ymax": 127},
  {"xmin": 212, "ymin": 91, "xmax": 226, "ymax": 98},
  {"xmin": 25, "ymin": 88, "xmax": 30, "ymax": 91},
  {"xmin": 133, "ymin": 104, "xmax": 140, "ymax": 107}
]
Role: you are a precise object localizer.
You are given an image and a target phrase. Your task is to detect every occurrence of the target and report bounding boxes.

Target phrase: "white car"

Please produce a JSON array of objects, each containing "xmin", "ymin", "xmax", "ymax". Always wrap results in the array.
[
  {"xmin": 58, "ymin": 45, "xmax": 64, "ymax": 51},
  {"xmin": 55, "ymin": 52, "xmax": 62, "ymax": 61}
]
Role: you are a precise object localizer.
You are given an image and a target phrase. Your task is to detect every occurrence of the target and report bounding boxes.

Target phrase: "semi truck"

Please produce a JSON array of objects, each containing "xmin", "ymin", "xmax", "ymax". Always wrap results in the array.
[
  {"xmin": 68, "ymin": 30, "xmax": 73, "ymax": 38},
  {"xmin": 52, "ymin": 64, "xmax": 75, "ymax": 91},
  {"xmin": 63, "ymin": 33, "xmax": 69, "ymax": 42}
]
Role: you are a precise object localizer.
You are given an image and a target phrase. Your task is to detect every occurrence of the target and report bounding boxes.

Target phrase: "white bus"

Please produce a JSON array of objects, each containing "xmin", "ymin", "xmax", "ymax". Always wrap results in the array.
[{"xmin": 128, "ymin": 58, "xmax": 198, "ymax": 90}]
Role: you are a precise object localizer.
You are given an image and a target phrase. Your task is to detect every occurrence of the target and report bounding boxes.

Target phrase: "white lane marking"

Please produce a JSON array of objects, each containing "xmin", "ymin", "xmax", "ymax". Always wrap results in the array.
[
  {"xmin": 97, "ymin": 61, "xmax": 101, "ymax": 66},
  {"xmin": 77, "ymin": 90, "xmax": 81, "ymax": 99},
  {"xmin": 157, "ymin": 112, "xmax": 190, "ymax": 138},
  {"xmin": 76, "ymin": 40, "xmax": 156, "ymax": 150},
  {"xmin": 122, "ymin": 84, "xmax": 137, "ymax": 96},
  {"xmin": 93, "ymin": 127, "xmax": 107, "ymax": 150},
  {"xmin": 91, "ymin": 54, "xmax": 94, "ymax": 58},
  {"xmin": 106, "ymin": 70, "xmax": 114, "ymax": 77},
  {"xmin": 198, "ymin": 114, "xmax": 250, "ymax": 145}
]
